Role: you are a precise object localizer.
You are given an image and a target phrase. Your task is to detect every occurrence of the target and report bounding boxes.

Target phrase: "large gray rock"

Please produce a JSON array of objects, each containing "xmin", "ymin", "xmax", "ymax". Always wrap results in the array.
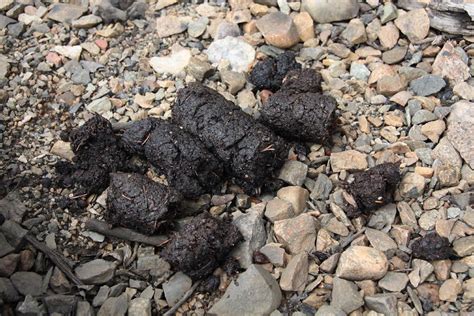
[
  {"xmin": 208, "ymin": 265, "xmax": 282, "ymax": 315},
  {"xmin": 75, "ymin": 259, "xmax": 116, "ymax": 285},
  {"xmin": 331, "ymin": 277, "xmax": 364, "ymax": 313},
  {"xmin": 302, "ymin": 0, "xmax": 359, "ymax": 23},
  {"xmin": 47, "ymin": 3, "xmax": 87, "ymax": 23},
  {"xmin": 410, "ymin": 75, "xmax": 446, "ymax": 96},
  {"xmin": 0, "ymin": 277, "xmax": 20, "ymax": 303},
  {"xmin": 10, "ymin": 272, "xmax": 43, "ymax": 296}
]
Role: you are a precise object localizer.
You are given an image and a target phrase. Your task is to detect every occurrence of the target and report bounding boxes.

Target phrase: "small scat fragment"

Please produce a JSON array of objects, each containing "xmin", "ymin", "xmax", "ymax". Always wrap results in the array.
[{"xmin": 411, "ymin": 232, "xmax": 454, "ymax": 261}]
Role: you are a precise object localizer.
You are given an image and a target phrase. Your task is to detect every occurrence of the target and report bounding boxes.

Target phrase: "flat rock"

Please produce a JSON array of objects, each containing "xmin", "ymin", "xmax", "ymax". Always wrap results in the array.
[
  {"xmin": 75, "ymin": 259, "xmax": 115, "ymax": 285},
  {"xmin": 232, "ymin": 210, "xmax": 267, "ymax": 268},
  {"xmin": 364, "ymin": 294, "xmax": 397, "ymax": 316},
  {"xmin": 330, "ymin": 150, "xmax": 368, "ymax": 172},
  {"xmin": 149, "ymin": 49, "xmax": 191, "ymax": 75},
  {"xmin": 453, "ymin": 236, "xmax": 474, "ymax": 257},
  {"xmin": 72, "ymin": 15, "xmax": 102, "ymax": 29},
  {"xmin": 208, "ymin": 264, "xmax": 282, "ymax": 315},
  {"xmin": 446, "ymin": 101, "xmax": 474, "ymax": 168},
  {"xmin": 382, "ymin": 46, "xmax": 407, "ymax": 64},
  {"xmin": 0, "ymin": 14, "xmax": 16, "ymax": 28},
  {"xmin": 128, "ymin": 298, "xmax": 151, "ymax": 316},
  {"xmin": 278, "ymin": 160, "xmax": 308, "ymax": 186},
  {"xmin": 162, "ymin": 272, "xmax": 192, "ymax": 306},
  {"xmin": 274, "ymin": 213, "xmax": 317, "ymax": 254},
  {"xmin": 336, "ymin": 246, "xmax": 388, "ymax": 281},
  {"xmin": 265, "ymin": 198, "xmax": 295, "ymax": 222},
  {"xmin": 10, "ymin": 272, "xmax": 42, "ymax": 296},
  {"xmin": 207, "ymin": 37, "xmax": 255, "ymax": 72},
  {"xmin": 156, "ymin": 15, "xmax": 187, "ymax": 37},
  {"xmin": 439, "ymin": 278, "xmax": 462, "ymax": 302},
  {"xmin": 260, "ymin": 243, "xmax": 285, "ymax": 267},
  {"xmin": 378, "ymin": 272, "xmax": 409, "ymax": 292},
  {"xmin": 86, "ymin": 97, "xmax": 112, "ymax": 115},
  {"xmin": 394, "ymin": 8, "xmax": 430, "ymax": 42},
  {"xmin": 432, "ymin": 41, "xmax": 470, "ymax": 83},
  {"xmin": 331, "ymin": 277, "xmax": 364, "ymax": 313},
  {"xmin": 48, "ymin": 3, "xmax": 86, "ymax": 23},
  {"xmin": 280, "ymin": 252, "xmax": 308, "ymax": 291},
  {"xmin": 365, "ymin": 228, "xmax": 397, "ymax": 251},
  {"xmin": 54, "ymin": 45, "xmax": 82, "ymax": 61},
  {"xmin": 302, "ymin": 0, "xmax": 359, "ymax": 23},
  {"xmin": 256, "ymin": 12, "xmax": 299, "ymax": 48},
  {"xmin": 276, "ymin": 186, "xmax": 309, "ymax": 215},
  {"xmin": 410, "ymin": 75, "xmax": 446, "ymax": 96},
  {"xmin": 97, "ymin": 293, "xmax": 128, "ymax": 316},
  {"xmin": 453, "ymin": 81, "xmax": 474, "ymax": 100}
]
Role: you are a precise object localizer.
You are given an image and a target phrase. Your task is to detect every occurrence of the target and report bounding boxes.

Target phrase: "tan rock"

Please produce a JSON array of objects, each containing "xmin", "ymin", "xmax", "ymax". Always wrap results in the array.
[
  {"xmin": 433, "ymin": 260, "xmax": 452, "ymax": 281},
  {"xmin": 368, "ymin": 64, "xmax": 396, "ymax": 84},
  {"xmin": 421, "ymin": 120, "xmax": 446, "ymax": 143},
  {"xmin": 377, "ymin": 22, "xmax": 399, "ymax": 50},
  {"xmin": 96, "ymin": 23, "xmax": 125, "ymax": 38},
  {"xmin": 134, "ymin": 93, "xmax": 155, "ymax": 109},
  {"xmin": 341, "ymin": 18, "xmax": 367, "ymax": 46},
  {"xmin": 384, "ymin": 112, "xmax": 404, "ymax": 127},
  {"xmin": 453, "ymin": 81, "xmax": 474, "ymax": 101},
  {"xmin": 439, "ymin": 279, "xmax": 462, "ymax": 302},
  {"xmin": 256, "ymin": 12, "xmax": 300, "ymax": 48},
  {"xmin": 249, "ymin": 3, "xmax": 268, "ymax": 17},
  {"xmin": 280, "ymin": 252, "xmax": 308, "ymax": 292},
  {"xmin": 377, "ymin": 75, "xmax": 406, "ymax": 96},
  {"xmin": 399, "ymin": 172, "xmax": 426, "ymax": 198},
  {"xmin": 359, "ymin": 115, "xmax": 370, "ymax": 133},
  {"xmin": 264, "ymin": 198, "xmax": 295, "ymax": 223},
  {"xmin": 156, "ymin": 16, "xmax": 187, "ymax": 38},
  {"xmin": 432, "ymin": 42, "xmax": 470, "ymax": 83},
  {"xmin": 453, "ymin": 236, "xmax": 474, "ymax": 257},
  {"xmin": 415, "ymin": 166, "xmax": 434, "ymax": 178},
  {"xmin": 293, "ymin": 12, "xmax": 314, "ymax": 42},
  {"xmin": 394, "ymin": 9, "xmax": 430, "ymax": 42},
  {"xmin": 390, "ymin": 91, "xmax": 412, "ymax": 106},
  {"xmin": 336, "ymin": 246, "xmax": 388, "ymax": 281},
  {"xmin": 276, "ymin": 186, "xmax": 309, "ymax": 215},
  {"xmin": 50, "ymin": 140, "xmax": 74, "ymax": 161},
  {"xmin": 274, "ymin": 213, "xmax": 318, "ymax": 254},
  {"xmin": 330, "ymin": 150, "xmax": 368, "ymax": 172}
]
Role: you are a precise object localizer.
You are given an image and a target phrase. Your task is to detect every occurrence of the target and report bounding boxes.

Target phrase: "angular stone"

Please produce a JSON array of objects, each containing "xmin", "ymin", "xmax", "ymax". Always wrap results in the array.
[
  {"xmin": 163, "ymin": 272, "xmax": 192, "ymax": 306},
  {"xmin": 421, "ymin": 120, "xmax": 446, "ymax": 143},
  {"xmin": 276, "ymin": 186, "xmax": 309, "ymax": 215},
  {"xmin": 278, "ymin": 160, "xmax": 308, "ymax": 186},
  {"xmin": 54, "ymin": 45, "xmax": 82, "ymax": 61},
  {"xmin": 336, "ymin": 246, "xmax": 388, "ymax": 281},
  {"xmin": 260, "ymin": 243, "xmax": 286, "ymax": 267},
  {"xmin": 453, "ymin": 81, "xmax": 474, "ymax": 101},
  {"xmin": 186, "ymin": 57, "xmax": 213, "ymax": 82},
  {"xmin": 341, "ymin": 18, "xmax": 367, "ymax": 46},
  {"xmin": 128, "ymin": 298, "xmax": 151, "ymax": 316},
  {"xmin": 394, "ymin": 9, "xmax": 430, "ymax": 42},
  {"xmin": 399, "ymin": 172, "xmax": 425, "ymax": 198},
  {"xmin": 10, "ymin": 272, "xmax": 42, "ymax": 296},
  {"xmin": 302, "ymin": 0, "xmax": 359, "ymax": 23},
  {"xmin": 280, "ymin": 252, "xmax": 308, "ymax": 291},
  {"xmin": 377, "ymin": 75, "xmax": 405, "ymax": 96},
  {"xmin": 378, "ymin": 22, "xmax": 399, "ymax": 50},
  {"xmin": 97, "ymin": 293, "xmax": 128, "ymax": 316},
  {"xmin": 86, "ymin": 97, "xmax": 112, "ymax": 115},
  {"xmin": 274, "ymin": 213, "xmax": 317, "ymax": 254},
  {"xmin": 0, "ymin": 278, "xmax": 20, "ymax": 303},
  {"xmin": 220, "ymin": 70, "xmax": 246, "ymax": 94},
  {"xmin": 75, "ymin": 259, "xmax": 115, "ymax": 285},
  {"xmin": 453, "ymin": 236, "xmax": 474, "ymax": 257},
  {"xmin": 47, "ymin": 3, "xmax": 86, "ymax": 23},
  {"xmin": 331, "ymin": 277, "xmax": 364, "ymax": 313},
  {"xmin": 439, "ymin": 278, "xmax": 462, "ymax": 302},
  {"xmin": 378, "ymin": 272, "xmax": 409, "ymax": 292},
  {"xmin": 432, "ymin": 41, "xmax": 470, "ymax": 83},
  {"xmin": 365, "ymin": 228, "xmax": 397, "ymax": 252},
  {"xmin": 446, "ymin": 101, "xmax": 474, "ymax": 168},
  {"xmin": 207, "ymin": 37, "xmax": 255, "ymax": 72},
  {"xmin": 382, "ymin": 46, "xmax": 407, "ymax": 64},
  {"xmin": 149, "ymin": 48, "xmax": 191, "ymax": 75},
  {"xmin": 256, "ymin": 12, "xmax": 299, "ymax": 48},
  {"xmin": 330, "ymin": 150, "xmax": 368, "ymax": 172},
  {"xmin": 265, "ymin": 198, "xmax": 295, "ymax": 222},
  {"xmin": 232, "ymin": 210, "xmax": 267, "ymax": 268},
  {"xmin": 72, "ymin": 15, "xmax": 102, "ymax": 29},
  {"xmin": 156, "ymin": 15, "xmax": 187, "ymax": 38},
  {"xmin": 410, "ymin": 75, "xmax": 446, "ymax": 97},
  {"xmin": 364, "ymin": 294, "xmax": 397, "ymax": 316}
]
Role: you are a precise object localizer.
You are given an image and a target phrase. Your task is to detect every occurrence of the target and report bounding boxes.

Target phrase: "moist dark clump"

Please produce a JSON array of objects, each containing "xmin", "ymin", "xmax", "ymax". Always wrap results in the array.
[
  {"xmin": 281, "ymin": 68, "xmax": 323, "ymax": 93},
  {"xmin": 249, "ymin": 51, "xmax": 301, "ymax": 92},
  {"xmin": 411, "ymin": 232, "xmax": 454, "ymax": 261},
  {"xmin": 55, "ymin": 114, "xmax": 130, "ymax": 195},
  {"xmin": 106, "ymin": 172, "xmax": 181, "ymax": 235},
  {"xmin": 173, "ymin": 82, "xmax": 290, "ymax": 193},
  {"xmin": 346, "ymin": 162, "xmax": 401, "ymax": 218},
  {"xmin": 143, "ymin": 120, "xmax": 224, "ymax": 199},
  {"xmin": 120, "ymin": 118, "xmax": 156, "ymax": 155},
  {"xmin": 161, "ymin": 212, "xmax": 242, "ymax": 280}
]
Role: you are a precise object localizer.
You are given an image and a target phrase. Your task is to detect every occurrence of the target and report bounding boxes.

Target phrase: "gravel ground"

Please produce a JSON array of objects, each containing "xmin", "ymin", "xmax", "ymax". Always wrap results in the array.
[{"xmin": 1, "ymin": 0, "xmax": 474, "ymax": 315}]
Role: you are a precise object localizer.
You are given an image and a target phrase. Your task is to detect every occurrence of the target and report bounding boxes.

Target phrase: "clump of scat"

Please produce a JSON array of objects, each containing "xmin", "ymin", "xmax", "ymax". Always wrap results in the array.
[
  {"xmin": 55, "ymin": 114, "xmax": 131, "ymax": 195},
  {"xmin": 411, "ymin": 232, "xmax": 454, "ymax": 261},
  {"xmin": 121, "ymin": 118, "xmax": 224, "ymax": 199},
  {"xmin": 248, "ymin": 51, "xmax": 301, "ymax": 92},
  {"xmin": 173, "ymin": 82, "xmax": 290, "ymax": 194},
  {"xmin": 106, "ymin": 172, "xmax": 181, "ymax": 235},
  {"xmin": 259, "ymin": 68, "xmax": 337, "ymax": 143},
  {"xmin": 161, "ymin": 212, "xmax": 243, "ymax": 280},
  {"xmin": 345, "ymin": 162, "xmax": 401, "ymax": 218}
]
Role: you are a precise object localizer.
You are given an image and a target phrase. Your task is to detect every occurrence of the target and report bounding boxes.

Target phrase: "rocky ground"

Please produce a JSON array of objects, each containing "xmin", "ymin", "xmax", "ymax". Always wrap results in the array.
[{"xmin": 1, "ymin": 0, "xmax": 474, "ymax": 315}]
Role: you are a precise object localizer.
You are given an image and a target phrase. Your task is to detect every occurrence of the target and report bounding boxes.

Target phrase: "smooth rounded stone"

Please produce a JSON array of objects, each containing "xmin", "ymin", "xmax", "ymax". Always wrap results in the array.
[
  {"xmin": 330, "ymin": 150, "xmax": 368, "ymax": 172},
  {"xmin": 75, "ymin": 259, "xmax": 116, "ymax": 285},
  {"xmin": 350, "ymin": 62, "xmax": 371, "ymax": 81},
  {"xmin": 364, "ymin": 293, "xmax": 398, "ymax": 316},
  {"xmin": 188, "ymin": 16, "xmax": 208, "ymax": 38},
  {"xmin": 10, "ymin": 272, "xmax": 42, "ymax": 296},
  {"xmin": 421, "ymin": 120, "xmax": 445, "ymax": 143},
  {"xmin": 341, "ymin": 18, "xmax": 367, "ymax": 46},
  {"xmin": 447, "ymin": 100, "xmax": 474, "ymax": 169},
  {"xmin": 231, "ymin": 210, "xmax": 267, "ymax": 268},
  {"xmin": 274, "ymin": 213, "xmax": 317, "ymax": 254},
  {"xmin": 162, "ymin": 272, "xmax": 192, "ymax": 306},
  {"xmin": 208, "ymin": 264, "xmax": 282, "ymax": 315},
  {"xmin": 300, "ymin": 47, "xmax": 324, "ymax": 61},
  {"xmin": 365, "ymin": 228, "xmax": 397, "ymax": 252},
  {"xmin": 265, "ymin": 198, "xmax": 295, "ymax": 222},
  {"xmin": 128, "ymin": 298, "xmax": 151, "ymax": 316},
  {"xmin": 156, "ymin": 15, "xmax": 187, "ymax": 38},
  {"xmin": 377, "ymin": 75, "xmax": 406, "ymax": 96},
  {"xmin": 276, "ymin": 186, "xmax": 309, "ymax": 215},
  {"xmin": 278, "ymin": 160, "xmax": 308, "ymax": 186},
  {"xmin": 399, "ymin": 172, "xmax": 425, "ymax": 198},
  {"xmin": 260, "ymin": 243, "xmax": 286, "ymax": 267},
  {"xmin": 215, "ymin": 21, "xmax": 240, "ymax": 39},
  {"xmin": 302, "ymin": 0, "xmax": 359, "ymax": 23},
  {"xmin": 97, "ymin": 293, "xmax": 128, "ymax": 316},
  {"xmin": 86, "ymin": 96, "xmax": 112, "ymax": 115},
  {"xmin": 255, "ymin": 12, "xmax": 299, "ymax": 48},
  {"xmin": 382, "ymin": 46, "xmax": 407, "ymax": 64},
  {"xmin": 378, "ymin": 272, "xmax": 409, "ymax": 292},
  {"xmin": 0, "ymin": 277, "xmax": 20, "ymax": 303},
  {"xmin": 47, "ymin": 3, "xmax": 87, "ymax": 23},
  {"xmin": 453, "ymin": 81, "xmax": 474, "ymax": 101},
  {"xmin": 331, "ymin": 277, "xmax": 364, "ymax": 313},
  {"xmin": 72, "ymin": 14, "xmax": 102, "ymax": 28},
  {"xmin": 293, "ymin": 11, "xmax": 314, "ymax": 41},
  {"xmin": 54, "ymin": 45, "xmax": 82, "ymax": 61},
  {"xmin": 394, "ymin": 8, "xmax": 430, "ymax": 42},
  {"xmin": 432, "ymin": 41, "xmax": 470, "ymax": 83},
  {"xmin": 453, "ymin": 236, "xmax": 474, "ymax": 257},
  {"xmin": 336, "ymin": 246, "xmax": 388, "ymax": 281},
  {"xmin": 439, "ymin": 278, "xmax": 462, "ymax": 302},
  {"xmin": 410, "ymin": 75, "xmax": 446, "ymax": 97},
  {"xmin": 280, "ymin": 252, "xmax": 308, "ymax": 291},
  {"xmin": 207, "ymin": 36, "xmax": 255, "ymax": 72},
  {"xmin": 149, "ymin": 48, "xmax": 191, "ymax": 75}
]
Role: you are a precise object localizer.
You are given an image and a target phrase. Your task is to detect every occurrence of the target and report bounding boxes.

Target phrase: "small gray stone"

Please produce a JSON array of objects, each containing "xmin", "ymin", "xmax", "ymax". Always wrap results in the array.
[
  {"xmin": 47, "ymin": 3, "xmax": 86, "ymax": 23},
  {"xmin": 0, "ymin": 253, "xmax": 19, "ymax": 277},
  {"xmin": 163, "ymin": 272, "xmax": 192, "ymax": 306},
  {"xmin": 76, "ymin": 301, "xmax": 94, "ymax": 316},
  {"xmin": 10, "ymin": 272, "xmax": 43, "ymax": 296},
  {"xmin": 260, "ymin": 243, "xmax": 286, "ymax": 267},
  {"xmin": 0, "ymin": 277, "xmax": 20, "ymax": 303},
  {"xmin": 86, "ymin": 97, "xmax": 112, "ymax": 115},
  {"xmin": 215, "ymin": 21, "xmax": 240, "ymax": 39},
  {"xmin": 310, "ymin": 173, "xmax": 333, "ymax": 200},
  {"xmin": 97, "ymin": 293, "xmax": 128, "ymax": 316},
  {"xmin": 188, "ymin": 16, "xmax": 208, "ymax": 38},
  {"xmin": 350, "ymin": 63, "xmax": 371, "ymax": 81},
  {"xmin": 410, "ymin": 75, "xmax": 446, "ymax": 96},
  {"xmin": 186, "ymin": 57, "xmax": 213, "ymax": 82},
  {"xmin": 93, "ymin": 285, "xmax": 110, "ymax": 307},
  {"xmin": 278, "ymin": 160, "xmax": 308, "ymax": 186},
  {"xmin": 220, "ymin": 70, "xmax": 246, "ymax": 94},
  {"xmin": 331, "ymin": 277, "xmax": 364, "ymax": 313},
  {"xmin": 0, "ymin": 233, "xmax": 14, "ymax": 257},
  {"xmin": 378, "ymin": 272, "xmax": 409, "ymax": 292},
  {"xmin": 232, "ymin": 210, "xmax": 267, "ymax": 268},
  {"xmin": 300, "ymin": 47, "xmax": 324, "ymax": 61},
  {"xmin": 365, "ymin": 228, "xmax": 397, "ymax": 251},
  {"xmin": 364, "ymin": 293, "xmax": 398, "ymax": 316},
  {"xmin": 128, "ymin": 297, "xmax": 151, "ymax": 316},
  {"xmin": 367, "ymin": 203, "xmax": 396, "ymax": 231},
  {"xmin": 302, "ymin": 0, "xmax": 359, "ymax": 23},
  {"xmin": 43, "ymin": 295, "xmax": 77, "ymax": 315},
  {"xmin": 75, "ymin": 259, "xmax": 116, "ymax": 285},
  {"xmin": 382, "ymin": 46, "xmax": 407, "ymax": 64},
  {"xmin": 0, "ymin": 14, "xmax": 16, "ymax": 28},
  {"xmin": 381, "ymin": 2, "xmax": 398, "ymax": 24}
]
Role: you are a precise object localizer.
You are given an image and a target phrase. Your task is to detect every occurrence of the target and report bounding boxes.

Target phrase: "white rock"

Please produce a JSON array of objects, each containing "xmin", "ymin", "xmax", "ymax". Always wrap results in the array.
[
  {"xmin": 206, "ymin": 37, "xmax": 255, "ymax": 72},
  {"xmin": 54, "ymin": 45, "xmax": 82, "ymax": 61},
  {"xmin": 149, "ymin": 49, "xmax": 192, "ymax": 75}
]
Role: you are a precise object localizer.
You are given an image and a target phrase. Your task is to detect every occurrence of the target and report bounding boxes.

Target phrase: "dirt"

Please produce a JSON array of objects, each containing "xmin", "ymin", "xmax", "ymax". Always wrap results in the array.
[
  {"xmin": 411, "ymin": 232, "xmax": 454, "ymax": 261},
  {"xmin": 55, "ymin": 115, "xmax": 131, "ymax": 195},
  {"xmin": 106, "ymin": 172, "xmax": 181, "ymax": 235},
  {"xmin": 173, "ymin": 82, "xmax": 290, "ymax": 193},
  {"xmin": 260, "ymin": 69, "xmax": 337, "ymax": 143},
  {"xmin": 161, "ymin": 212, "xmax": 243, "ymax": 280},
  {"xmin": 346, "ymin": 163, "xmax": 401, "ymax": 218},
  {"xmin": 248, "ymin": 51, "xmax": 301, "ymax": 92}
]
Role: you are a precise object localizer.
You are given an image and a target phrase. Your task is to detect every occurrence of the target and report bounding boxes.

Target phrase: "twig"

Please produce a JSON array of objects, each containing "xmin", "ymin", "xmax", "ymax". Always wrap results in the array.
[
  {"xmin": 163, "ymin": 281, "xmax": 201, "ymax": 316},
  {"xmin": 85, "ymin": 218, "xmax": 169, "ymax": 247},
  {"xmin": 329, "ymin": 228, "xmax": 366, "ymax": 255},
  {"xmin": 25, "ymin": 234, "xmax": 83, "ymax": 286}
]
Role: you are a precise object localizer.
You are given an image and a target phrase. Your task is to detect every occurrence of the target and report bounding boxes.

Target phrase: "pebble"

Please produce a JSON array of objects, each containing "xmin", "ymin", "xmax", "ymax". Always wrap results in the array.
[
  {"xmin": 215, "ymin": 21, "xmax": 240, "ymax": 39},
  {"xmin": 54, "ymin": 45, "xmax": 82, "ymax": 61},
  {"xmin": 220, "ymin": 70, "xmax": 246, "ymax": 94},
  {"xmin": 256, "ymin": 12, "xmax": 299, "ymax": 48},
  {"xmin": 278, "ymin": 160, "xmax": 308, "ymax": 186},
  {"xmin": 310, "ymin": 173, "xmax": 333, "ymax": 200},
  {"xmin": 410, "ymin": 75, "xmax": 446, "ymax": 96},
  {"xmin": 72, "ymin": 15, "xmax": 102, "ymax": 28},
  {"xmin": 364, "ymin": 293, "xmax": 398, "ymax": 316},
  {"xmin": 341, "ymin": 18, "xmax": 367, "ymax": 46},
  {"xmin": 293, "ymin": 12, "xmax": 314, "ymax": 42},
  {"xmin": 128, "ymin": 298, "xmax": 151, "ymax": 316},
  {"xmin": 162, "ymin": 272, "xmax": 192, "ymax": 306},
  {"xmin": 93, "ymin": 285, "xmax": 110, "ymax": 307},
  {"xmin": 394, "ymin": 9, "xmax": 430, "ymax": 42},
  {"xmin": 382, "ymin": 46, "xmax": 407, "ymax": 64},
  {"xmin": 377, "ymin": 75, "xmax": 405, "ymax": 96},
  {"xmin": 276, "ymin": 186, "xmax": 309, "ymax": 215},
  {"xmin": 232, "ymin": 210, "xmax": 267, "ymax": 268},
  {"xmin": 453, "ymin": 236, "xmax": 474, "ymax": 257},
  {"xmin": 208, "ymin": 264, "xmax": 282, "ymax": 315},
  {"xmin": 97, "ymin": 293, "xmax": 128, "ymax": 316},
  {"xmin": 259, "ymin": 243, "xmax": 286, "ymax": 267},
  {"xmin": 439, "ymin": 278, "xmax": 462, "ymax": 302},
  {"xmin": 265, "ymin": 198, "xmax": 295, "ymax": 222},
  {"xmin": 365, "ymin": 228, "xmax": 397, "ymax": 252},
  {"xmin": 186, "ymin": 57, "xmax": 212, "ymax": 82},
  {"xmin": 149, "ymin": 48, "xmax": 191, "ymax": 75},
  {"xmin": 336, "ymin": 246, "xmax": 388, "ymax": 281},
  {"xmin": 274, "ymin": 213, "xmax": 317, "ymax": 254},
  {"xmin": 377, "ymin": 22, "xmax": 399, "ymax": 50},
  {"xmin": 330, "ymin": 150, "xmax": 368, "ymax": 172},
  {"xmin": 75, "ymin": 259, "xmax": 116, "ymax": 285},
  {"xmin": 10, "ymin": 272, "xmax": 42, "ymax": 296},
  {"xmin": 156, "ymin": 15, "xmax": 187, "ymax": 38},
  {"xmin": 302, "ymin": 0, "xmax": 359, "ymax": 23},
  {"xmin": 399, "ymin": 172, "xmax": 426, "ymax": 198},
  {"xmin": 187, "ymin": 16, "xmax": 208, "ymax": 38},
  {"xmin": 207, "ymin": 36, "xmax": 255, "ymax": 72},
  {"xmin": 421, "ymin": 120, "xmax": 445, "ymax": 143},
  {"xmin": 86, "ymin": 97, "xmax": 112, "ymax": 115},
  {"xmin": 280, "ymin": 252, "xmax": 308, "ymax": 291},
  {"xmin": 331, "ymin": 277, "xmax": 364, "ymax": 313},
  {"xmin": 350, "ymin": 63, "xmax": 371, "ymax": 81},
  {"xmin": 378, "ymin": 272, "xmax": 409, "ymax": 292},
  {"xmin": 433, "ymin": 41, "xmax": 470, "ymax": 83}
]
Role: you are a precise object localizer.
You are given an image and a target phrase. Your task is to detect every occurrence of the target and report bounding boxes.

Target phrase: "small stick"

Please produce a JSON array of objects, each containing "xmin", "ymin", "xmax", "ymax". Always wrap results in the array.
[
  {"xmin": 163, "ymin": 281, "xmax": 201, "ymax": 316},
  {"xmin": 25, "ymin": 234, "xmax": 83, "ymax": 286},
  {"xmin": 85, "ymin": 218, "xmax": 169, "ymax": 247}
]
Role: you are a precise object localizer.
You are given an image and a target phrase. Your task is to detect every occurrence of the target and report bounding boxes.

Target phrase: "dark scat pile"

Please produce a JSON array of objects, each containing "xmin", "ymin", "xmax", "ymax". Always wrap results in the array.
[
  {"xmin": 173, "ymin": 82, "xmax": 290, "ymax": 193},
  {"xmin": 248, "ymin": 51, "xmax": 301, "ymax": 92},
  {"xmin": 346, "ymin": 162, "xmax": 401, "ymax": 218},
  {"xmin": 260, "ymin": 68, "xmax": 337, "ymax": 143},
  {"xmin": 161, "ymin": 212, "xmax": 243, "ymax": 280},
  {"xmin": 411, "ymin": 232, "xmax": 454, "ymax": 261},
  {"xmin": 55, "ymin": 114, "xmax": 130, "ymax": 195},
  {"xmin": 106, "ymin": 172, "xmax": 181, "ymax": 235}
]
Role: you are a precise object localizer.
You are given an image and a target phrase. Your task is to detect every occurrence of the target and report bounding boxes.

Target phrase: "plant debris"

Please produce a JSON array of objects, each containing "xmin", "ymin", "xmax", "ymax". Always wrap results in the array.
[
  {"xmin": 161, "ymin": 212, "xmax": 243, "ymax": 280},
  {"xmin": 173, "ymin": 82, "xmax": 290, "ymax": 193},
  {"xmin": 345, "ymin": 163, "xmax": 401, "ymax": 218},
  {"xmin": 106, "ymin": 172, "xmax": 181, "ymax": 235},
  {"xmin": 411, "ymin": 232, "xmax": 454, "ymax": 261},
  {"xmin": 249, "ymin": 51, "xmax": 301, "ymax": 92}
]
